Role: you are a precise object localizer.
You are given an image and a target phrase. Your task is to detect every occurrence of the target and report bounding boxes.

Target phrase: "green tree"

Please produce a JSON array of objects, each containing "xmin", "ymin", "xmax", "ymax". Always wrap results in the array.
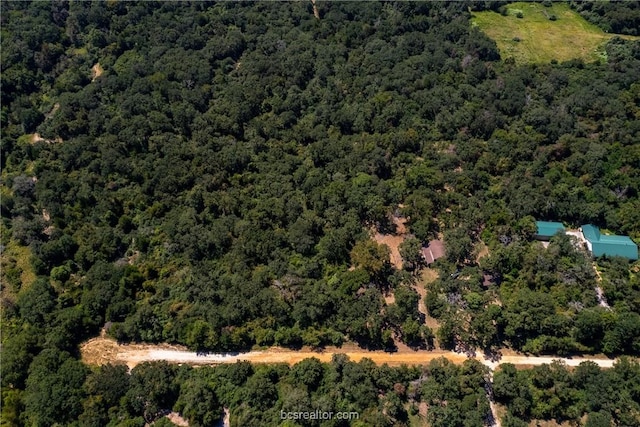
[
  {"xmin": 185, "ymin": 319, "xmax": 218, "ymax": 352},
  {"xmin": 291, "ymin": 357, "xmax": 324, "ymax": 391},
  {"xmin": 174, "ymin": 376, "xmax": 222, "ymax": 427},
  {"xmin": 80, "ymin": 364, "xmax": 130, "ymax": 427},
  {"xmin": 17, "ymin": 277, "xmax": 56, "ymax": 327},
  {"xmin": 350, "ymin": 239, "xmax": 391, "ymax": 277},
  {"xmin": 243, "ymin": 372, "xmax": 278, "ymax": 411},
  {"xmin": 585, "ymin": 411, "xmax": 613, "ymax": 427},
  {"xmin": 24, "ymin": 348, "xmax": 88, "ymax": 426},
  {"xmin": 399, "ymin": 236, "xmax": 423, "ymax": 271},
  {"xmin": 125, "ymin": 362, "xmax": 179, "ymax": 423},
  {"xmin": 443, "ymin": 228, "xmax": 473, "ymax": 265}
]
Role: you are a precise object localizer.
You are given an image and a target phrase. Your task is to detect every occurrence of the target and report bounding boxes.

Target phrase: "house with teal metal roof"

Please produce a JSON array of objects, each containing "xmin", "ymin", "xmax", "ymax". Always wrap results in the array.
[
  {"xmin": 581, "ymin": 224, "xmax": 638, "ymax": 260},
  {"xmin": 535, "ymin": 221, "xmax": 565, "ymax": 240}
]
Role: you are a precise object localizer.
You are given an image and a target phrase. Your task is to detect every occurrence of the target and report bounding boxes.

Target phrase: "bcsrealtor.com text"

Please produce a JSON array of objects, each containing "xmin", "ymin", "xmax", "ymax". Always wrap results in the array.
[{"xmin": 280, "ymin": 410, "xmax": 359, "ymax": 421}]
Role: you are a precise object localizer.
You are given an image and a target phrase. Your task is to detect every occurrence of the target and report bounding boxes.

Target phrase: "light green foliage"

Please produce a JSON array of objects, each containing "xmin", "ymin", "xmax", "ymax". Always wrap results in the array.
[{"xmin": 350, "ymin": 239, "xmax": 391, "ymax": 277}]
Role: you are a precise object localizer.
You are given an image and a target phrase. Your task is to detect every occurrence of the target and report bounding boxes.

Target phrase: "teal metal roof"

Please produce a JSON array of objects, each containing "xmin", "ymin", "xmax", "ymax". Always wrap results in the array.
[
  {"xmin": 599, "ymin": 235, "xmax": 636, "ymax": 245},
  {"xmin": 535, "ymin": 221, "xmax": 565, "ymax": 237},
  {"xmin": 581, "ymin": 224, "xmax": 600, "ymax": 242},
  {"xmin": 581, "ymin": 224, "xmax": 638, "ymax": 260}
]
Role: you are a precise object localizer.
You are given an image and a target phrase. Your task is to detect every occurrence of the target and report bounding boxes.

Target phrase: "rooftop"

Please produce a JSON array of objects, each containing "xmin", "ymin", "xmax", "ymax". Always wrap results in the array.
[
  {"xmin": 581, "ymin": 224, "xmax": 600, "ymax": 242},
  {"xmin": 597, "ymin": 235, "xmax": 637, "ymax": 246},
  {"xmin": 581, "ymin": 225, "xmax": 636, "ymax": 245},
  {"xmin": 581, "ymin": 224, "xmax": 638, "ymax": 260},
  {"xmin": 422, "ymin": 240, "xmax": 445, "ymax": 265},
  {"xmin": 535, "ymin": 221, "xmax": 565, "ymax": 237}
]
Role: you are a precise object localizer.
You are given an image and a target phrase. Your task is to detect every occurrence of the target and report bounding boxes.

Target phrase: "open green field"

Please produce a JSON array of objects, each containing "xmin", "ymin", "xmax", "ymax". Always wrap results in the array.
[{"xmin": 471, "ymin": 2, "xmax": 639, "ymax": 64}]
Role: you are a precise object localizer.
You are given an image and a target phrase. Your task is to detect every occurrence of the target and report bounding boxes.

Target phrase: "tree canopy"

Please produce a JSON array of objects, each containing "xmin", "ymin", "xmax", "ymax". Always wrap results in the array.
[{"xmin": 2, "ymin": 1, "xmax": 640, "ymax": 425}]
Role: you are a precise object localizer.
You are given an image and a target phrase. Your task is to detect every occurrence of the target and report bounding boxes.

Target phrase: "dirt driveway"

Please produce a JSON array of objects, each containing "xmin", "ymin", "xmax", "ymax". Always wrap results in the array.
[{"xmin": 81, "ymin": 336, "xmax": 619, "ymax": 370}]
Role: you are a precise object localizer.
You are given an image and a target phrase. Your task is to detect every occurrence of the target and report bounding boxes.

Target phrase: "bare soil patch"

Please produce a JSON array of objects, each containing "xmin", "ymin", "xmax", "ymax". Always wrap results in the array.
[
  {"xmin": 164, "ymin": 412, "xmax": 189, "ymax": 427},
  {"xmin": 417, "ymin": 268, "xmax": 441, "ymax": 335},
  {"xmin": 384, "ymin": 292, "xmax": 396, "ymax": 305},
  {"xmin": 81, "ymin": 336, "xmax": 469, "ymax": 369},
  {"xmin": 92, "ymin": 63, "xmax": 104, "ymax": 81},
  {"xmin": 418, "ymin": 402, "xmax": 428, "ymax": 417},
  {"xmin": 412, "ymin": 282, "xmax": 428, "ymax": 317},
  {"xmin": 80, "ymin": 336, "xmax": 624, "ymax": 371},
  {"xmin": 420, "ymin": 268, "xmax": 439, "ymax": 285},
  {"xmin": 311, "ymin": 0, "xmax": 320, "ymax": 19},
  {"xmin": 373, "ymin": 233, "xmax": 405, "ymax": 269},
  {"xmin": 29, "ymin": 133, "xmax": 44, "ymax": 144},
  {"xmin": 372, "ymin": 215, "xmax": 409, "ymax": 269},
  {"xmin": 527, "ymin": 419, "xmax": 570, "ymax": 427},
  {"xmin": 45, "ymin": 103, "xmax": 60, "ymax": 120},
  {"xmin": 475, "ymin": 241, "xmax": 489, "ymax": 262},
  {"xmin": 28, "ymin": 133, "xmax": 63, "ymax": 145}
]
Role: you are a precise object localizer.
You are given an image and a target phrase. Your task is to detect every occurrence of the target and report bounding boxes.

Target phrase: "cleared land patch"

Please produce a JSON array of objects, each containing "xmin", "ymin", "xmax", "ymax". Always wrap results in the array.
[
  {"xmin": 80, "ymin": 336, "xmax": 620, "ymax": 370},
  {"xmin": 471, "ymin": 2, "xmax": 638, "ymax": 64},
  {"xmin": 91, "ymin": 63, "xmax": 104, "ymax": 81},
  {"xmin": 371, "ymin": 215, "xmax": 408, "ymax": 270}
]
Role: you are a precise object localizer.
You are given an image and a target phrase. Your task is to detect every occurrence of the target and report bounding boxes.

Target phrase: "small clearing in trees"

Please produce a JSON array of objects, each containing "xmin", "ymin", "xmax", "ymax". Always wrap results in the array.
[
  {"xmin": 372, "ymin": 215, "xmax": 408, "ymax": 270},
  {"xmin": 91, "ymin": 63, "xmax": 104, "ymax": 81},
  {"xmin": 475, "ymin": 241, "xmax": 489, "ymax": 262}
]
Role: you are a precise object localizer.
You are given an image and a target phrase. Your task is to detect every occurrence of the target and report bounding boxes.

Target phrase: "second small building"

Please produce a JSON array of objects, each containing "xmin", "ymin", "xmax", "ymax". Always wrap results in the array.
[{"xmin": 534, "ymin": 221, "xmax": 565, "ymax": 241}]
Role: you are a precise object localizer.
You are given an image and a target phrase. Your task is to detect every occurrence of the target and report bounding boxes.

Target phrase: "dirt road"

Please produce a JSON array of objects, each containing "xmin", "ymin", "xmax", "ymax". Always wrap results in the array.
[{"xmin": 80, "ymin": 336, "xmax": 618, "ymax": 370}]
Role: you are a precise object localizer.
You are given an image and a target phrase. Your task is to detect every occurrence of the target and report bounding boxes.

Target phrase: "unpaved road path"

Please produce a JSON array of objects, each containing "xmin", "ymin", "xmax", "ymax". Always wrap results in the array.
[{"xmin": 81, "ymin": 336, "xmax": 619, "ymax": 370}]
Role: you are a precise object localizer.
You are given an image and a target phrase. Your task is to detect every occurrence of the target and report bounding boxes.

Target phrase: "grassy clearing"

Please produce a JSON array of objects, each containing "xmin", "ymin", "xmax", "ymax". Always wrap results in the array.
[{"xmin": 471, "ymin": 2, "xmax": 639, "ymax": 64}]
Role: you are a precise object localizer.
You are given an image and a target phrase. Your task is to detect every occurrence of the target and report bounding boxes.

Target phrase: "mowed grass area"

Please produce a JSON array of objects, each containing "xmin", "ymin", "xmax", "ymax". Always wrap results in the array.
[{"xmin": 471, "ymin": 2, "xmax": 639, "ymax": 64}]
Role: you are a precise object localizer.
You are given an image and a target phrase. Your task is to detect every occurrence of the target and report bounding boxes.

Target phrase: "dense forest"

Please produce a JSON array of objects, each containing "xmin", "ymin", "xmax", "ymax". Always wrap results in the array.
[
  {"xmin": 570, "ymin": 0, "xmax": 640, "ymax": 35},
  {"xmin": 5, "ymin": 354, "xmax": 640, "ymax": 427},
  {"xmin": 2, "ymin": 0, "xmax": 640, "ymax": 425}
]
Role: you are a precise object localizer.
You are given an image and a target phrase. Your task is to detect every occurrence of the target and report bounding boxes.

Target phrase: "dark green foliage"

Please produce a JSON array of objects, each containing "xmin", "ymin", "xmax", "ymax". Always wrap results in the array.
[
  {"xmin": 80, "ymin": 364, "xmax": 130, "ymax": 427},
  {"xmin": 571, "ymin": 0, "xmax": 640, "ymax": 35},
  {"xmin": 1, "ymin": 327, "xmax": 42, "ymax": 389},
  {"xmin": 174, "ymin": 376, "xmax": 222, "ymax": 427},
  {"xmin": 24, "ymin": 348, "xmax": 88, "ymax": 426},
  {"xmin": 497, "ymin": 358, "xmax": 640, "ymax": 426},
  {"xmin": 17, "ymin": 278, "xmax": 56, "ymax": 327},
  {"xmin": 419, "ymin": 359, "xmax": 491, "ymax": 427},
  {"xmin": 2, "ymin": 1, "xmax": 640, "ymax": 425},
  {"xmin": 399, "ymin": 236, "xmax": 423, "ymax": 271},
  {"xmin": 444, "ymin": 228, "xmax": 474, "ymax": 265},
  {"xmin": 16, "ymin": 353, "xmax": 640, "ymax": 426},
  {"xmin": 4, "ymin": 0, "xmax": 639, "ymax": 358},
  {"xmin": 125, "ymin": 362, "xmax": 179, "ymax": 423}
]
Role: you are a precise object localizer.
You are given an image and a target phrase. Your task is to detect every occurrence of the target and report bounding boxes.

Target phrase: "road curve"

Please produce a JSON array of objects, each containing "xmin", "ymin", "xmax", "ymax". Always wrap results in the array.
[{"xmin": 80, "ymin": 336, "xmax": 619, "ymax": 370}]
